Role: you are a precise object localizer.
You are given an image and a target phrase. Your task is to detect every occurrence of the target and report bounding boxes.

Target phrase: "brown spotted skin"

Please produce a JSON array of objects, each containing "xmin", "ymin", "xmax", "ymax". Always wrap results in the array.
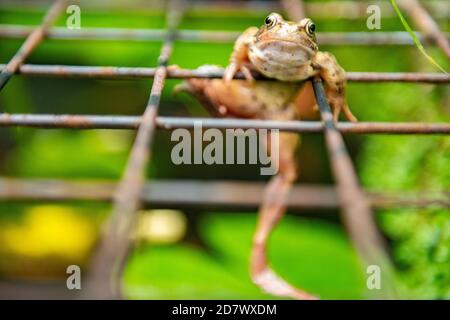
[
  {"xmin": 176, "ymin": 73, "xmax": 306, "ymax": 120},
  {"xmin": 224, "ymin": 13, "xmax": 356, "ymax": 122}
]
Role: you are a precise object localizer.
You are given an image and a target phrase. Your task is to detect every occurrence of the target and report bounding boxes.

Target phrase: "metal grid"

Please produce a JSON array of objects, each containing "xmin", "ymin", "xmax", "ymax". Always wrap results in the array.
[{"xmin": 0, "ymin": 0, "xmax": 448, "ymax": 299}]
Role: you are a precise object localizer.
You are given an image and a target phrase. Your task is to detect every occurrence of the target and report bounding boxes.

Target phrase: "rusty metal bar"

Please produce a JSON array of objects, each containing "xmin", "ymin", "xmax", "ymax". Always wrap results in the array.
[
  {"xmin": 284, "ymin": 0, "xmax": 396, "ymax": 298},
  {"xmin": 1, "ymin": 64, "xmax": 449, "ymax": 83},
  {"xmin": 345, "ymin": 71, "xmax": 449, "ymax": 83},
  {"xmin": 1, "ymin": 25, "xmax": 447, "ymax": 46},
  {"xmin": 82, "ymin": 0, "xmax": 186, "ymax": 300},
  {"xmin": 1, "ymin": 1, "xmax": 448, "ymax": 19},
  {"xmin": 307, "ymin": 0, "xmax": 449, "ymax": 20},
  {"xmin": 0, "ymin": 178, "xmax": 448, "ymax": 210},
  {"xmin": 281, "ymin": 0, "xmax": 306, "ymax": 22},
  {"xmin": 312, "ymin": 77, "xmax": 397, "ymax": 298},
  {"xmin": 0, "ymin": 0, "xmax": 66, "ymax": 91},
  {"xmin": 314, "ymin": 31, "xmax": 443, "ymax": 46},
  {"xmin": 192, "ymin": 0, "xmax": 450, "ymax": 20},
  {"xmin": 1, "ymin": 113, "xmax": 449, "ymax": 135},
  {"xmin": 281, "ymin": 2, "xmax": 375, "ymax": 298},
  {"xmin": 399, "ymin": 0, "xmax": 450, "ymax": 59}
]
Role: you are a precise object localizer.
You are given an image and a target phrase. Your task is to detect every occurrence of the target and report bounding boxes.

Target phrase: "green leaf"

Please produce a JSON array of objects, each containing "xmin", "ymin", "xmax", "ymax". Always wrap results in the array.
[
  {"xmin": 200, "ymin": 214, "xmax": 366, "ymax": 299},
  {"xmin": 389, "ymin": 0, "xmax": 448, "ymax": 74},
  {"xmin": 124, "ymin": 214, "xmax": 366, "ymax": 299},
  {"xmin": 124, "ymin": 245, "xmax": 270, "ymax": 299}
]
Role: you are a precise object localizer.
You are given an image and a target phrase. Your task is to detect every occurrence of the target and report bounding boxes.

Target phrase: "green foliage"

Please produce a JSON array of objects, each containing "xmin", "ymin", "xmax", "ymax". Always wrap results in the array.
[
  {"xmin": 360, "ymin": 135, "xmax": 450, "ymax": 299},
  {"xmin": 358, "ymin": 77, "xmax": 450, "ymax": 299},
  {"xmin": 124, "ymin": 214, "xmax": 365, "ymax": 299},
  {"xmin": 6, "ymin": 130, "xmax": 131, "ymax": 179},
  {"xmin": 381, "ymin": 210, "xmax": 450, "ymax": 298}
]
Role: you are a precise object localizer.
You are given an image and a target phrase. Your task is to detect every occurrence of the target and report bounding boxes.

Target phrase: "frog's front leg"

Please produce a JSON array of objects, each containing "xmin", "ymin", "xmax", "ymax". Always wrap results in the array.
[
  {"xmin": 312, "ymin": 52, "xmax": 357, "ymax": 122},
  {"xmin": 224, "ymin": 27, "xmax": 259, "ymax": 82}
]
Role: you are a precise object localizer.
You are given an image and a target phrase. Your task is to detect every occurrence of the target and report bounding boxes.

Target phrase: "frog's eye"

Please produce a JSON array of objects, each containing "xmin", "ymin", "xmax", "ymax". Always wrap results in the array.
[
  {"xmin": 264, "ymin": 14, "xmax": 277, "ymax": 29},
  {"xmin": 306, "ymin": 20, "xmax": 316, "ymax": 36}
]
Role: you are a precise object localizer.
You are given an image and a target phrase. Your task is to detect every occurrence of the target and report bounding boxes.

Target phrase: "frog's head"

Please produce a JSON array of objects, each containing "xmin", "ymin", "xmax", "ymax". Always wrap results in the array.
[{"xmin": 253, "ymin": 13, "xmax": 318, "ymax": 60}]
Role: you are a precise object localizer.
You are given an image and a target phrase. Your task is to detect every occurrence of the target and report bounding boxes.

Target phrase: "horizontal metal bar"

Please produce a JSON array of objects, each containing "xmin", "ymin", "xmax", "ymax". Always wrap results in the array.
[
  {"xmin": 0, "ymin": 25, "xmax": 448, "ymax": 46},
  {"xmin": 0, "ymin": 178, "xmax": 447, "ymax": 209},
  {"xmin": 0, "ymin": 25, "xmax": 239, "ymax": 43},
  {"xmin": 193, "ymin": 0, "xmax": 450, "ymax": 20},
  {"xmin": 281, "ymin": 0, "xmax": 306, "ymax": 22},
  {"xmin": 0, "ymin": 0, "xmax": 66, "ymax": 91},
  {"xmin": 0, "ymin": 0, "xmax": 448, "ymax": 19},
  {"xmin": 2, "ymin": 64, "xmax": 449, "ymax": 83},
  {"xmin": 0, "ymin": 113, "xmax": 449, "ymax": 135},
  {"xmin": 345, "ymin": 72, "xmax": 450, "ymax": 83}
]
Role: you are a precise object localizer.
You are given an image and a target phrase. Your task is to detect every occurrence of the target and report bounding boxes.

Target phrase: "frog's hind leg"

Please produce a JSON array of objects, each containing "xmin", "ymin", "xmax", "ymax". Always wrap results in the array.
[
  {"xmin": 313, "ymin": 52, "xmax": 357, "ymax": 122},
  {"xmin": 173, "ymin": 78, "xmax": 228, "ymax": 117},
  {"xmin": 251, "ymin": 131, "xmax": 318, "ymax": 300}
]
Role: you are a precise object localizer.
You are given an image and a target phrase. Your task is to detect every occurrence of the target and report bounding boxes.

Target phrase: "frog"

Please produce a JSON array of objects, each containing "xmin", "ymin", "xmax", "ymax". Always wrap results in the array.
[
  {"xmin": 174, "ymin": 66, "xmax": 319, "ymax": 300},
  {"xmin": 223, "ymin": 12, "xmax": 356, "ymax": 122},
  {"xmin": 171, "ymin": 13, "xmax": 358, "ymax": 300}
]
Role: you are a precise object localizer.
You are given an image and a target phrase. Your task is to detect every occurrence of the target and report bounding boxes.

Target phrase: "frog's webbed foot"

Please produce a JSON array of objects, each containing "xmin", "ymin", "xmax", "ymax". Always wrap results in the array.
[
  {"xmin": 313, "ymin": 52, "xmax": 357, "ymax": 122},
  {"xmin": 224, "ymin": 26, "xmax": 259, "ymax": 83},
  {"xmin": 329, "ymin": 92, "xmax": 357, "ymax": 122},
  {"xmin": 342, "ymin": 103, "xmax": 358, "ymax": 122}
]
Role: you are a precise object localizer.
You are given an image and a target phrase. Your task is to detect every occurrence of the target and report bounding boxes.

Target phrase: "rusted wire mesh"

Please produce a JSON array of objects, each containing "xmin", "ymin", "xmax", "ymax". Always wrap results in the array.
[{"xmin": 0, "ymin": 0, "xmax": 448, "ymax": 299}]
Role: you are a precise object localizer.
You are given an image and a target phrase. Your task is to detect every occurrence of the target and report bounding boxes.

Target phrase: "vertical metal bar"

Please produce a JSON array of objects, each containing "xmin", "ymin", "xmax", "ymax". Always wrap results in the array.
[
  {"xmin": 281, "ymin": 0, "xmax": 306, "ymax": 21},
  {"xmin": 282, "ymin": 0, "xmax": 397, "ymax": 298},
  {"xmin": 312, "ymin": 78, "xmax": 397, "ymax": 298},
  {"xmin": 399, "ymin": 0, "xmax": 450, "ymax": 59},
  {"xmin": 82, "ymin": 0, "xmax": 186, "ymax": 299},
  {"xmin": 0, "ymin": 0, "xmax": 67, "ymax": 91}
]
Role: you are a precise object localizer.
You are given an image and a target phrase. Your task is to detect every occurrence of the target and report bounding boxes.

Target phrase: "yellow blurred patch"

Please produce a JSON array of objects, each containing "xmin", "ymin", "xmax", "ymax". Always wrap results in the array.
[
  {"xmin": 1, "ymin": 205, "xmax": 97, "ymax": 262},
  {"xmin": 135, "ymin": 209, "xmax": 187, "ymax": 244}
]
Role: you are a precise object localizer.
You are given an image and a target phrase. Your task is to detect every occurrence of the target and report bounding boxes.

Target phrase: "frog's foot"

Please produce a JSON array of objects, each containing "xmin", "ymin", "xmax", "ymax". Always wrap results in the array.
[
  {"xmin": 328, "ymin": 94, "xmax": 357, "ymax": 122},
  {"xmin": 313, "ymin": 52, "xmax": 357, "ymax": 122},
  {"xmin": 223, "ymin": 62, "xmax": 254, "ymax": 83},
  {"xmin": 252, "ymin": 267, "xmax": 319, "ymax": 300},
  {"xmin": 343, "ymin": 103, "xmax": 357, "ymax": 122},
  {"xmin": 172, "ymin": 81, "xmax": 191, "ymax": 96}
]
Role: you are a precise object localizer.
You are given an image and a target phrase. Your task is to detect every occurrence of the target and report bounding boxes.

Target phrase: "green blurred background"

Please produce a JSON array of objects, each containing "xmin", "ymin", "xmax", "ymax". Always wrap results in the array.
[{"xmin": 0, "ymin": 0, "xmax": 448, "ymax": 299}]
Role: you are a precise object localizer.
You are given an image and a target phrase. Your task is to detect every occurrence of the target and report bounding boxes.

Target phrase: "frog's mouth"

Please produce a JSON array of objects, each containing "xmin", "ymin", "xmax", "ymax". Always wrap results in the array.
[{"xmin": 255, "ymin": 38, "xmax": 317, "ymax": 56}]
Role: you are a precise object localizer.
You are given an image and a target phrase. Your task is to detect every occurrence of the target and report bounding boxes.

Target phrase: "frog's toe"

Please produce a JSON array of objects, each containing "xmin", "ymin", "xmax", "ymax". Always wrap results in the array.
[
  {"xmin": 332, "ymin": 104, "xmax": 342, "ymax": 122},
  {"xmin": 223, "ymin": 63, "xmax": 238, "ymax": 81},
  {"xmin": 241, "ymin": 65, "xmax": 255, "ymax": 83},
  {"xmin": 218, "ymin": 105, "xmax": 228, "ymax": 116},
  {"xmin": 172, "ymin": 81, "xmax": 191, "ymax": 95},
  {"xmin": 343, "ymin": 104, "xmax": 358, "ymax": 122}
]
